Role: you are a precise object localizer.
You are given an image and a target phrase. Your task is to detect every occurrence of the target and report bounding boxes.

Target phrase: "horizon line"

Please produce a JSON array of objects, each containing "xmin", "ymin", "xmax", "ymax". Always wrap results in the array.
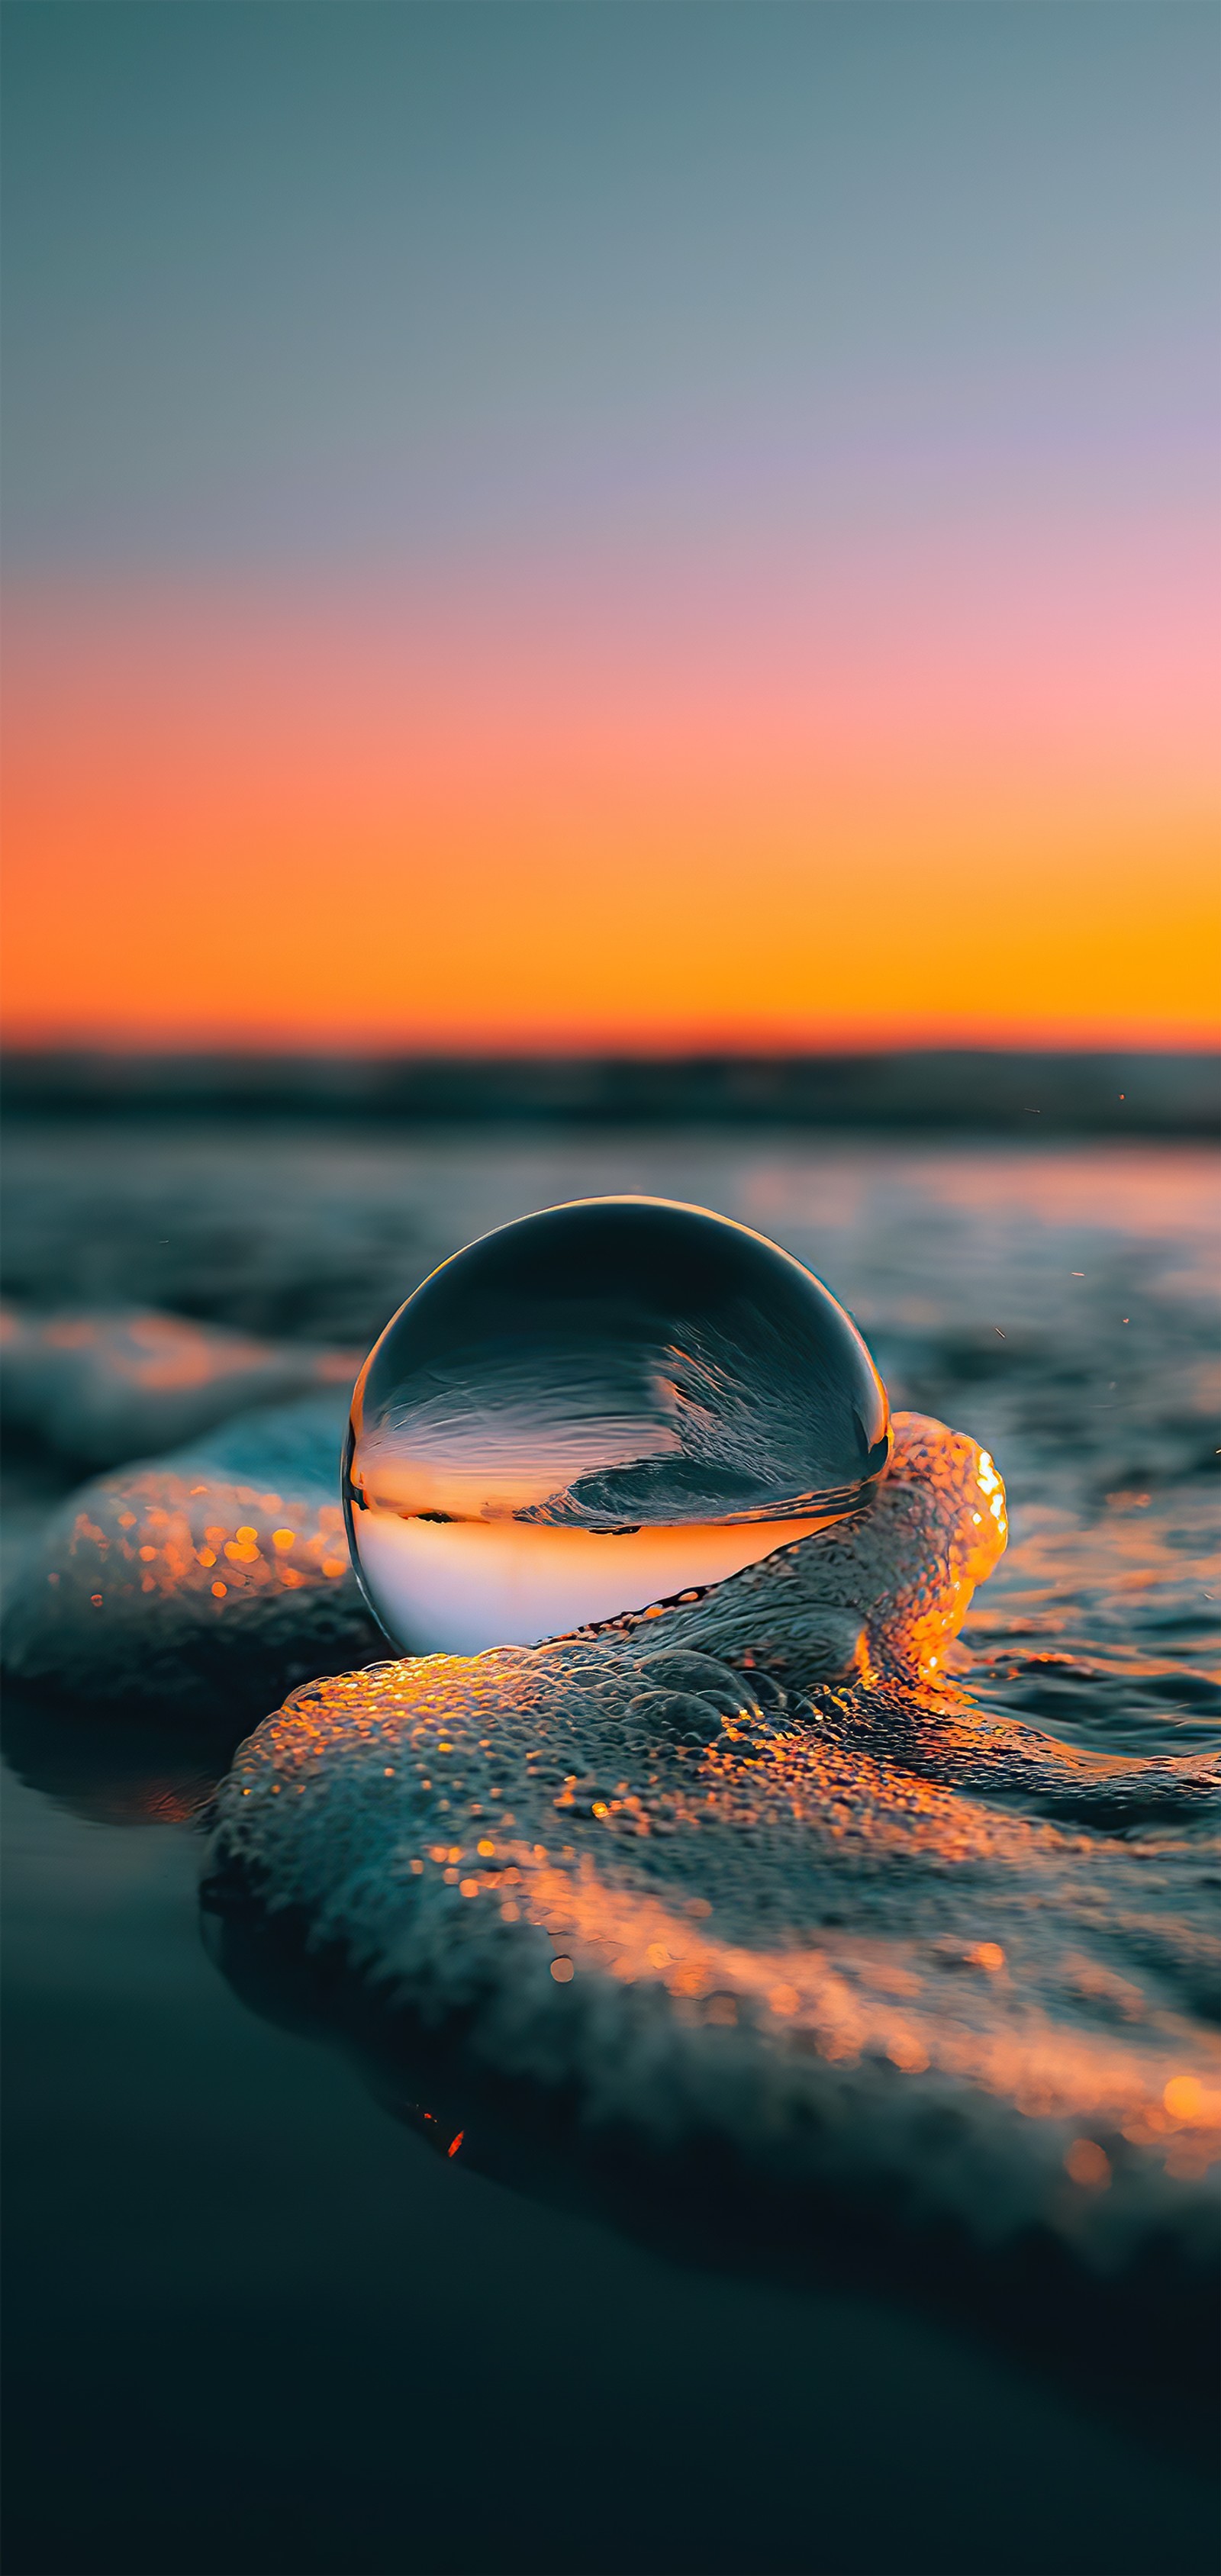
[{"xmin": 3, "ymin": 1032, "xmax": 1219, "ymax": 1062}]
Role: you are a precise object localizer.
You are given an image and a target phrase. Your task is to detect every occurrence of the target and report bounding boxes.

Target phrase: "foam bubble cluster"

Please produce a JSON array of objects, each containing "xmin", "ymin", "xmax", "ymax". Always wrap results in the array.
[
  {"xmin": 2, "ymin": 1394, "xmax": 382, "ymax": 1718},
  {"xmin": 208, "ymin": 1412, "xmax": 1219, "ymax": 2307}
]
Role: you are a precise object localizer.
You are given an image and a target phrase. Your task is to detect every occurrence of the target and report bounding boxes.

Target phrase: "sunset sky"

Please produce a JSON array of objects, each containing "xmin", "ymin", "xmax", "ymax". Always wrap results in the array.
[{"xmin": 2, "ymin": 0, "xmax": 1217, "ymax": 1051}]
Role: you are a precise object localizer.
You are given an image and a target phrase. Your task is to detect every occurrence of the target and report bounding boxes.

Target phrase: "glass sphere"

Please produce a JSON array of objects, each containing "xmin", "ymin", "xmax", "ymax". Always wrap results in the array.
[{"xmin": 343, "ymin": 1196, "xmax": 890, "ymax": 1656}]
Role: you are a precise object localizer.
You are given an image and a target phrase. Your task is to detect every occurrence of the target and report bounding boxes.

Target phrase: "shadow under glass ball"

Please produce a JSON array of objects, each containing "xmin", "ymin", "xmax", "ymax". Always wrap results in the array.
[{"xmin": 343, "ymin": 1196, "xmax": 890, "ymax": 1655}]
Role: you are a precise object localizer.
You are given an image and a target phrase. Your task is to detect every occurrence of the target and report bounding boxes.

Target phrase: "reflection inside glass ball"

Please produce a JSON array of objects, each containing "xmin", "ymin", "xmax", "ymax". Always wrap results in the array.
[{"xmin": 343, "ymin": 1196, "xmax": 891, "ymax": 1655}]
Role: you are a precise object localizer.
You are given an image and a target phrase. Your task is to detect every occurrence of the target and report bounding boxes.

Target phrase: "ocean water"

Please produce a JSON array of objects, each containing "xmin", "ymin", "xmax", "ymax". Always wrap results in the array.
[{"xmin": 2, "ymin": 1121, "xmax": 1217, "ymax": 2576}]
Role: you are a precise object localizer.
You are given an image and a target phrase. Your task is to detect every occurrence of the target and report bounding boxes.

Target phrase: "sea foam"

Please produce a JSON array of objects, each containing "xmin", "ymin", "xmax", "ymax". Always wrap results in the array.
[{"xmin": 206, "ymin": 1412, "xmax": 1219, "ymax": 2351}]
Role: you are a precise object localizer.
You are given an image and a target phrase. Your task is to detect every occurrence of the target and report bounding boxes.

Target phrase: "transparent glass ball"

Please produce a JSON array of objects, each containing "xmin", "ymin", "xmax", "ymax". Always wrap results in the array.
[{"xmin": 343, "ymin": 1196, "xmax": 890, "ymax": 1656}]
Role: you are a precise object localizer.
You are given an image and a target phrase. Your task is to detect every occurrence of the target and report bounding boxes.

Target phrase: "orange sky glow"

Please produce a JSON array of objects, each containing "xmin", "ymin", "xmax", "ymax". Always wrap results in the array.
[{"xmin": 3, "ymin": 575, "xmax": 1217, "ymax": 1051}]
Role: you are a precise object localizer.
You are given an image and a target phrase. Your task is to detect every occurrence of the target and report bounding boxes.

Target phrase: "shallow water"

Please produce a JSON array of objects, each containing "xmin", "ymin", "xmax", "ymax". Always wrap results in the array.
[{"xmin": 2, "ymin": 1122, "xmax": 1218, "ymax": 2576}]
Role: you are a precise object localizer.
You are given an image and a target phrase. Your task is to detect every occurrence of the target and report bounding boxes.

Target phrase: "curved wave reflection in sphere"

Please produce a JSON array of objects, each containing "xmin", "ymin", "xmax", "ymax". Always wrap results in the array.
[{"xmin": 343, "ymin": 1197, "xmax": 891, "ymax": 1654}]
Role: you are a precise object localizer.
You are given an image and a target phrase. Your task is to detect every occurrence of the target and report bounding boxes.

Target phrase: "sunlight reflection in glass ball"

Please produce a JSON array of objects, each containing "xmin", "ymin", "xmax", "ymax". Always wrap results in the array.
[{"xmin": 343, "ymin": 1196, "xmax": 891, "ymax": 1655}]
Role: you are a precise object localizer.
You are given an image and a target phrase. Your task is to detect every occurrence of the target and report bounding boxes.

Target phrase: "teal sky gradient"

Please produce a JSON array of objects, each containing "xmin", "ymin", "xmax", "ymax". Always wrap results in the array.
[{"xmin": 3, "ymin": 0, "xmax": 1216, "ymax": 579}]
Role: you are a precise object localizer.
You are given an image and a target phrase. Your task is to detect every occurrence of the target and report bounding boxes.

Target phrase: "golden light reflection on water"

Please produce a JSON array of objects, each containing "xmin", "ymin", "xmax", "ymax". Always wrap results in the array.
[
  {"xmin": 739, "ymin": 1145, "xmax": 1221, "ymax": 1257},
  {"xmin": 39, "ymin": 1311, "xmax": 278, "ymax": 1391},
  {"xmin": 1, "ymin": 1305, "xmax": 358, "ymax": 1425}
]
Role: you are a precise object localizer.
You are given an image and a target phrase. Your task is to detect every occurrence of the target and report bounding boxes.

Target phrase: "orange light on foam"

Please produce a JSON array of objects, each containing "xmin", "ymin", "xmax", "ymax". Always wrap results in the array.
[{"xmin": 1064, "ymin": 2140, "xmax": 1112, "ymax": 2189}]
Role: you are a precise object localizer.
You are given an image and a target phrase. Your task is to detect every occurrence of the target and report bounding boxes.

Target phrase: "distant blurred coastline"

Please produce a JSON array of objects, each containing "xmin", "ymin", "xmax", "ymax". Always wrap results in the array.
[{"xmin": 2, "ymin": 1048, "xmax": 1216, "ymax": 1132}]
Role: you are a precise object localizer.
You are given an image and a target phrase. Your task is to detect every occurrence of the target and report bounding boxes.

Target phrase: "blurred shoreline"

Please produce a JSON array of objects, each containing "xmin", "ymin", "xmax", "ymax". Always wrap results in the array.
[{"xmin": 2, "ymin": 1048, "xmax": 1217, "ymax": 1131}]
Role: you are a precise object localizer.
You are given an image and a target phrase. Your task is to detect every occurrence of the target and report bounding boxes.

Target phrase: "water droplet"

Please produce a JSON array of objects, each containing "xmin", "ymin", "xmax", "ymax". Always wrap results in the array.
[{"xmin": 343, "ymin": 1197, "xmax": 890, "ymax": 1654}]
